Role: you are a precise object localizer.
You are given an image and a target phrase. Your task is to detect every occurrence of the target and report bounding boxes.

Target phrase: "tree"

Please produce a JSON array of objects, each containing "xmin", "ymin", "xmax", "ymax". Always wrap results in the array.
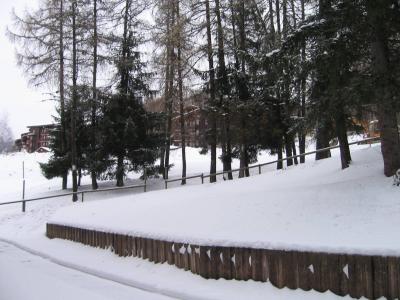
[
  {"xmin": 8, "ymin": 0, "xmax": 70, "ymax": 189},
  {"xmin": 0, "ymin": 114, "xmax": 14, "ymax": 154}
]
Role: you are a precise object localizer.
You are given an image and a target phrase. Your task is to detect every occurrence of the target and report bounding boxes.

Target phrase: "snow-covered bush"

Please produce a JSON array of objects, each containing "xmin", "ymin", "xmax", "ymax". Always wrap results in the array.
[{"xmin": 394, "ymin": 169, "xmax": 400, "ymax": 186}]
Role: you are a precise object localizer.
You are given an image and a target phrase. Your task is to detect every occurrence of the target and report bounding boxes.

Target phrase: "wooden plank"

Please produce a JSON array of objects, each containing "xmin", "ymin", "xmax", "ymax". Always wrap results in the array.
[
  {"xmin": 284, "ymin": 250, "xmax": 296, "ymax": 290},
  {"xmin": 199, "ymin": 246, "xmax": 210, "ymax": 279},
  {"xmin": 166, "ymin": 242, "xmax": 174, "ymax": 265},
  {"xmin": 251, "ymin": 249, "xmax": 263, "ymax": 282},
  {"xmin": 373, "ymin": 256, "xmax": 388, "ymax": 299},
  {"xmin": 222, "ymin": 247, "xmax": 232, "ymax": 280},
  {"xmin": 235, "ymin": 248, "xmax": 244, "ymax": 280},
  {"xmin": 243, "ymin": 248, "xmax": 251, "ymax": 281},
  {"xmin": 320, "ymin": 253, "xmax": 330, "ymax": 292},
  {"xmin": 174, "ymin": 243, "xmax": 182, "ymax": 268},
  {"xmin": 189, "ymin": 245, "xmax": 198, "ymax": 275},
  {"xmin": 326, "ymin": 253, "xmax": 341, "ymax": 296},
  {"xmin": 183, "ymin": 244, "xmax": 190, "ymax": 271},
  {"xmin": 387, "ymin": 257, "xmax": 400, "ymax": 300},
  {"xmin": 268, "ymin": 250, "xmax": 285, "ymax": 289},
  {"xmin": 309, "ymin": 252, "xmax": 322, "ymax": 292},
  {"xmin": 261, "ymin": 250, "xmax": 269, "ymax": 283},
  {"xmin": 210, "ymin": 247, "xmax": 220, "ymax": 279}
]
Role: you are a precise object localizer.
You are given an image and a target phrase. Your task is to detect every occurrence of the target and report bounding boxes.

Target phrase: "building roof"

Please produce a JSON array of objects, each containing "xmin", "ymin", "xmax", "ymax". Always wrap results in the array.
[{"xmin": 27, "ymin": 124, "xmax": 57, "ymax": 129}]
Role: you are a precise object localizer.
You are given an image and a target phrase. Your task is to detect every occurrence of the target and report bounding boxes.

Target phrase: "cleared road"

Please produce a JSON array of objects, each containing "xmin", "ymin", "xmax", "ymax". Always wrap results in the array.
[{"xmin": 0, "ymin": 242, "xmax": 175, "ymax": 300}]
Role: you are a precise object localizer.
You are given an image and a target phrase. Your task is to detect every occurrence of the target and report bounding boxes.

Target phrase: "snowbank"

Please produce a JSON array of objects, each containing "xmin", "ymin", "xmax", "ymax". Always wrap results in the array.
[{"xmin": 50, "ymin": 144, "xmax": 400, "ymax": 256}]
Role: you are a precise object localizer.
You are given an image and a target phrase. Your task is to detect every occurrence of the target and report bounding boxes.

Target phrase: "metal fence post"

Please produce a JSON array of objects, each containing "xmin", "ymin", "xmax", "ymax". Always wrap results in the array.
[
  {"xmin": 81, "ymin": 192, "xmax": 84, "ymax": 202},
  {"xmin": 258, "ymin": 165, "xmax": 262, "ymax": 174},
  {"xmin": 201, "ymin": 173, "xmax": 204, "ymax": 184},
  {"xmin": 22, "ymin": 161, "xmax": 26, "ymax": 212},
  {"xmin": 165, "ymin": 181, "xmax": 168, "ymax": 189}
]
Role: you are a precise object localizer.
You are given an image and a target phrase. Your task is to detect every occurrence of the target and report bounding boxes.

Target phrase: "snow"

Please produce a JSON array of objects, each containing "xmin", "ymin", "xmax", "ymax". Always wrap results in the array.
[
  {"xmin": 0, "ymin": 238, "xmax": 359, "ymax": 300},
  {"xmin": 0, "ymin": 147, "xmax": 275, "ymax": 204},
  {"xmin": 0, "ymin": 140, "xmax": 392, "ymax": 300},
  {"xmin": 48, "ymin": 144, "xmax": 400, "ymax": 257},
  {"xmin": 0, "ymin": 241, "xmax": 174, "ymax": 300}
]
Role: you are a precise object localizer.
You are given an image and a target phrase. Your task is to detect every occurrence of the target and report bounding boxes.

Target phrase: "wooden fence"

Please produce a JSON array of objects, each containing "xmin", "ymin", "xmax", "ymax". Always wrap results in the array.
[{"xmin": 47, "ymin": 223, "xmax": 400, "ymax": 300}]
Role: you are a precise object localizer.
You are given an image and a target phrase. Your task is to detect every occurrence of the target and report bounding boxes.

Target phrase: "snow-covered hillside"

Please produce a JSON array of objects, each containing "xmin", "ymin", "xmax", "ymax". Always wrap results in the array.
[
  {"xmin": 0, "ymin": 147, "xmax": 276, "ymax": 203},
  {"xmin": 49, "ymin": 144, "xmax": 399, "ymax": 257},
  {"xmin": 0, "ymin": 142, "xmax": 395, "ymax": 300}
]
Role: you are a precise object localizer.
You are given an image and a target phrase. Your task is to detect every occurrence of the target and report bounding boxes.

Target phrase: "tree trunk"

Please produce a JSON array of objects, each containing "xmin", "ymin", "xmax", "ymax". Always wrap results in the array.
[
  {"xmin": 299, "ymin": 0, "xmax": 306, "ymax": 164},
  {"xmin": 91, "ymin": 0, "xmax": 98, "ymax": 190},
  {"xmin": 215, "ymin": 0, "xmax": 232, "ymax": 180},
  {"xmin": 176, "ymin": 0, "xmax": 186, "ymax": 185},
  {"xmin": 205, "ymin": 0, "xmax": 217, "ymax": 183},
  {"xmin": 59, "ymin": 0, "xmax": 68, "ymax": 190},
  {"xmin": 292, "ymin": 140, "xmax": 298, "ymax": 165},
  {"xmin": 237, "ymin": 0, "xmax": 250, "ymax": 178},
  {"xmin": 315, "ymin": 121, "xmax": 331, "ymax": 160},
  {"xmin": 78, "ymin": 168, "xmax": 82, "ymax": 187},
  {"xmin": 335, "ymin": 113, "xmax": 351, "ymax": 169},
  {"xmin": 71, "ymin": 0, "xmax": 78, "ymax": 202},
  {"xmin": 116, "ymin": 154, "xmax": 124, "ymax": 187},
  {"xmin": 367, "ymin": 0, "xmax": 400, "ymax": 176},
  {"xmin": 277, "ymin": 139, "xmax": 283, "ymax": 170},
  {"xmin": 164, "ymin": 2, "xmax": 175, "ymax": 180}
]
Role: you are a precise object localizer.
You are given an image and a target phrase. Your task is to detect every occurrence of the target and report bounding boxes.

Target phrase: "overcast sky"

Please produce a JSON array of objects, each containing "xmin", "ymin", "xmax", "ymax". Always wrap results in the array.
[{"xmin": 0, "ymin": 0, "xmax": 55, "ymax": 138}]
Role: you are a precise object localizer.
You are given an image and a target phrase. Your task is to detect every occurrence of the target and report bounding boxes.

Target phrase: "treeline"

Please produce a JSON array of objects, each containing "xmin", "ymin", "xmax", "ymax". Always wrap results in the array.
[{"xmin": 9, "ymin": 0, "xmax": 400, "ymax": 198}]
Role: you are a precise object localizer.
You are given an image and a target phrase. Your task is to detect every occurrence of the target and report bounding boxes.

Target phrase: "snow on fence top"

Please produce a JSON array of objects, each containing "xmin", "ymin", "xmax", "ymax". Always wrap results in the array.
[{"xmin": 50, "ymin": 145, "xmax": 400, "ymax": 257}]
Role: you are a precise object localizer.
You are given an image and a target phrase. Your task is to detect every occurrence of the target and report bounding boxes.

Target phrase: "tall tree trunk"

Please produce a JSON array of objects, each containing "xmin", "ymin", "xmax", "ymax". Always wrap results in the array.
[
  {"xmin": 91, "ymin": 0, "xmax": 98, "ymax": 190},
  {"xmin": 160, "ymin": 2, "xmax": 172, "ymax": 179},
  {"xmin": 215, "ymin": 0, "xmax": 232, "ymax": 180},
  {"xmin": 269, "ymin": 0, "xmax": 276, "ymax": 42},
  {"xmin": 176, "ymin": 0, "xmax": 186, "ymax": 185},
  {"xmin": 282, "ymin": 0, "xmax": 294, "ymax": 167},
  {"xmin": 238, "ymin": 0, "xmax": 249, "ymax": 178},
  {"xmin": 205, "ymin": 0, "xmax": 217, "ymax": 183},
  {"xmin": 275, "ymin": 0, "xmax": 281, "ymax": 38},
  {"xmin": 315, "ymin": 0, "xmax": 332, "ymax": 161},
  {"xmin": 367, "ymin": 0, "xmax": 400, "ymax": 176},
  {"xmin": 59, "ymin": 0, "xmax": 68, "ymax": 190},
  {"xmin": 71, "ymin": 0, "xmax": 78, "ymax": 202},
  {"xmin": 299, "ymin": 0, "xmax": 306, "ymax": 164},
  {"xmin": 164, "ymin": 3, "xmax": 175, "ymax": 180}
]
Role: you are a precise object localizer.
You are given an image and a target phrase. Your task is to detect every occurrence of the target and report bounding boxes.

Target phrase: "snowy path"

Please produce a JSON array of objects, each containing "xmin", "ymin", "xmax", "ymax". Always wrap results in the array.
[{"xmin": 0, "ymin": 241, "xmax": 175, "ymax": 300}]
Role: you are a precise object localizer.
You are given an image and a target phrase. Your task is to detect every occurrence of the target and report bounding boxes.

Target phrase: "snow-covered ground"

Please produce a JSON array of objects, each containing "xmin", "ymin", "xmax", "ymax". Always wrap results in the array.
[
  {"xmin": 0, "ymin": 140, "xmax": 391, "ymax": 300},
  {"xmin": 0, "ymin": 147, "xmax": 276, "ymax": 204},
  {"xmin": 0, "ymin": 241, "xmax": 174, "ymax": 300},
  {"xmin": 49, "ymin": 144, "xmax": 399, "ymax": 257}
]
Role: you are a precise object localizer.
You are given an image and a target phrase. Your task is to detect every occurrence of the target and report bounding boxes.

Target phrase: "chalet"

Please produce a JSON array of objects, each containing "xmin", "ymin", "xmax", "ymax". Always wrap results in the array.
[
  {"xmin": 16, "ymin": 124, "xmax": 57, "ymax": 153},
  {"xmin": 145, "ymin": 93, "xmax": 208, "ymax": 148}
]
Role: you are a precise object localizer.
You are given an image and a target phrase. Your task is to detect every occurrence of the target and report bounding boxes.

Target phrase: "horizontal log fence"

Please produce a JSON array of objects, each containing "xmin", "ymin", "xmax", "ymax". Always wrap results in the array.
[
  {"xmin": 47, "ymin": 223, "xmax": 399, "ymax": 300},
  {"xmin": 0, "ymin": 183, "xmax": 146, "ymax": 213}
]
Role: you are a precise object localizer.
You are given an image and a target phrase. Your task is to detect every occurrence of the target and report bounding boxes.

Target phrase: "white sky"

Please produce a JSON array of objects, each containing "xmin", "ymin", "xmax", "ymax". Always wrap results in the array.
[{"xmin": 0, "ymin": 0, "xmax": 55, "ymax": 138}]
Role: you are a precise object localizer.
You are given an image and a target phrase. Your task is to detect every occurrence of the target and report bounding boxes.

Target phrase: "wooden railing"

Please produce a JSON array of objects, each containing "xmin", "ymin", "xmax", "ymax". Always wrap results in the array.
[
  {"xmin": 164, "ymin": 137, "xmax": 380, "ymax": 188},
  {"xmin": 1, "ymin": 137, "xmax": 380, "ymax": 212}
]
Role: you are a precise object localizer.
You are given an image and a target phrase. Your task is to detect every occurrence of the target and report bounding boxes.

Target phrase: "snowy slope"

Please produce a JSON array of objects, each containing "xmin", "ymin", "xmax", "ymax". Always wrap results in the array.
[
  {"xmin": 49, "ymin": 144, "xmax": 400, "ymax": 257},
  {"xmin": 0, "ymin": 147, "xmax": 275, "ymax": 203}
]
